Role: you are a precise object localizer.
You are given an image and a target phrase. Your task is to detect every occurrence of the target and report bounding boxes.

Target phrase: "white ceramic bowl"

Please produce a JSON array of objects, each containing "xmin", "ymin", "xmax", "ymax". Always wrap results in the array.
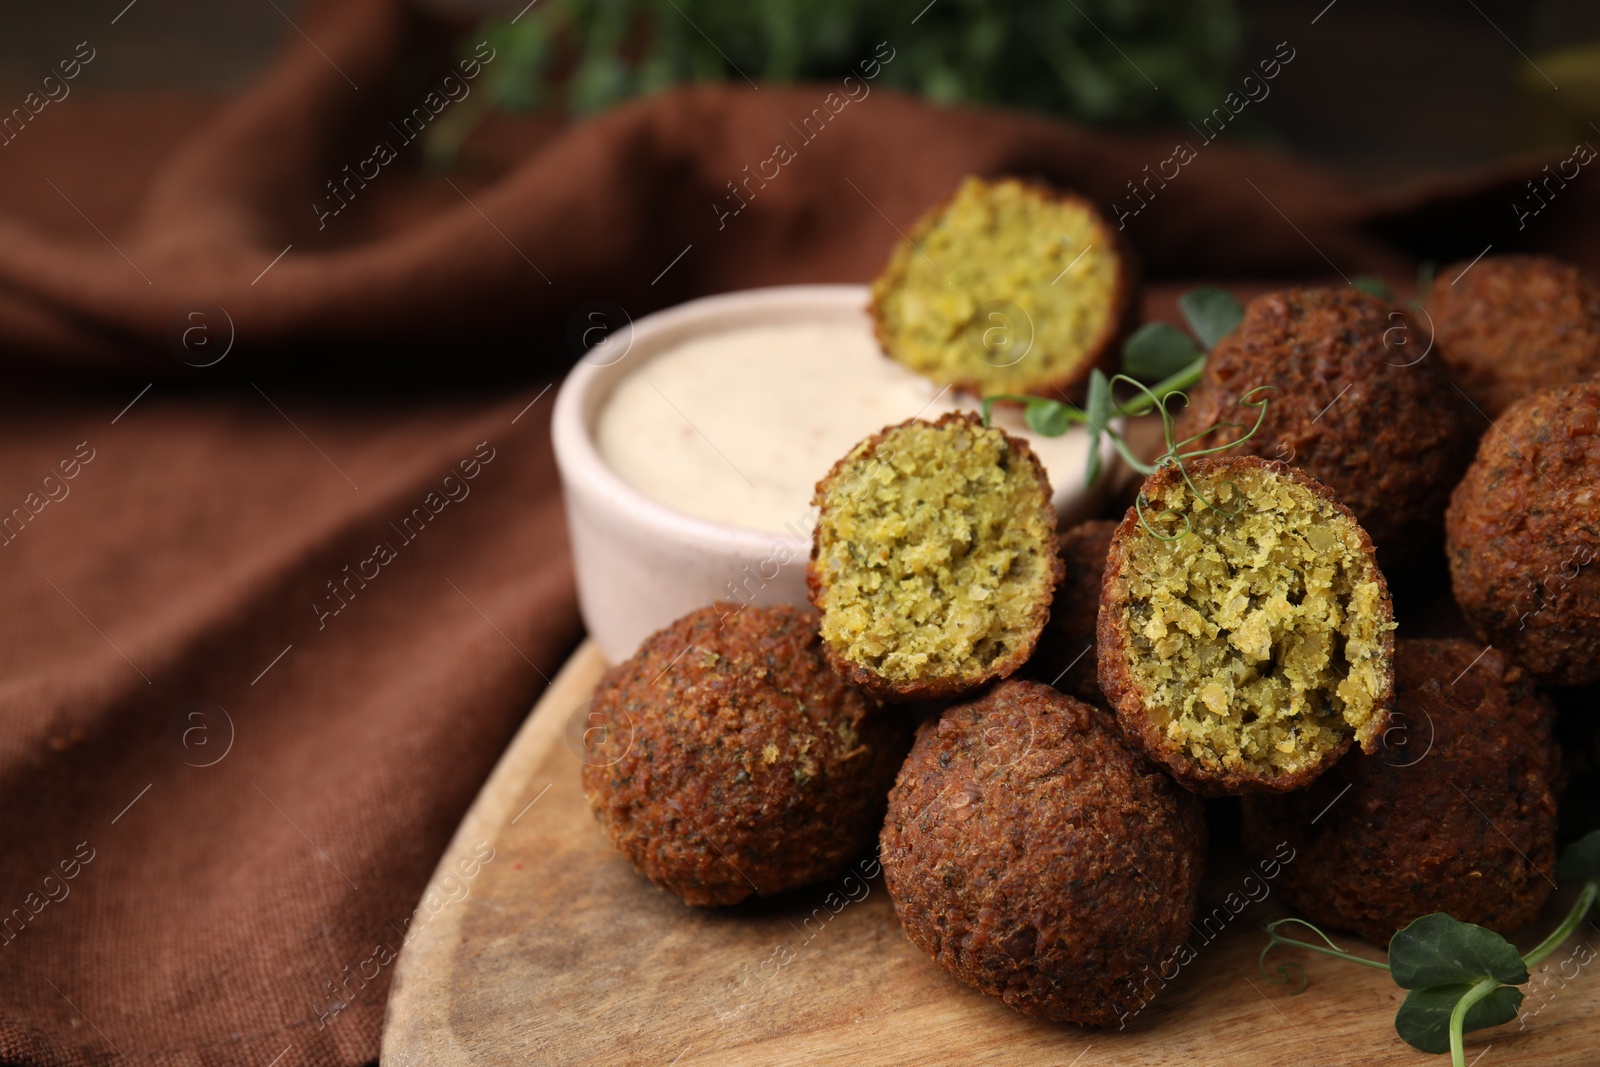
[{"xmin": 551, "ymin": 284, "xmax": 1114, "ymax": 663}]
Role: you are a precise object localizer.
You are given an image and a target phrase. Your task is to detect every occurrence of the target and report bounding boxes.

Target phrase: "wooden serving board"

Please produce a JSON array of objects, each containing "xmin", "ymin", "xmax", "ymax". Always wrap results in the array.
[{"xmin": 381, "ymin": 640, "xmax": 1596, "ymax": 1066}]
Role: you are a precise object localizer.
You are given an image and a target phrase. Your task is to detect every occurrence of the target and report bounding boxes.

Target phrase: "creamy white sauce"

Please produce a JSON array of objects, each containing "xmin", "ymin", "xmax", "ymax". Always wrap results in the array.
[{"xmin": 595, "ymin": 321, "xmax": 1094, "ymax": 534}]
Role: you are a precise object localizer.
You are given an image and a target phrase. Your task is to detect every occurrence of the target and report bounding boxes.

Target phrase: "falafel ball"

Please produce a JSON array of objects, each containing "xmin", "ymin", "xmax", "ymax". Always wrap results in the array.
[
  {"xmin": 1446, "ymin": 379, "xmax": 1600, "ymax": 686},
  {"xmin": 870, "ymin": 175, "xmax": 1135, "ymax": 400},
  {"xmin": 1173, "ymin": 287, "xmax": 1476, "ymax": 569},
  {"xmin": 581, "ymin": 603, "xmax": 913, "ymax": 907},
  {"xmin": 1099, "ymin": 456, "xmax": 1396, "ymax": 795},
  {"xmin": 1024, "ymin": 519, "xmax": 1116, "ymax": 703},
  {"xmin": 1241, "ymin": 639, "xmax": 1560, "ymax": 945},
  {"xmin": 808, "ymin": 411, "xmax": 1062, "ymax": 700},
  {"xmin": 1426, "ymin": 254, "xmax": 1600, "ymax": 418},
  {"xmin": 881, "ymin": 679, "xmax": 1206, "ymax": 1026}
]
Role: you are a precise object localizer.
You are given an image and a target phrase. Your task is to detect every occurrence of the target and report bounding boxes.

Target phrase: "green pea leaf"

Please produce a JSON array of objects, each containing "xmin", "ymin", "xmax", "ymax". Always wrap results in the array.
[
  {"xmin": 1352, "ymin": 275, "xmax": 1392, "ymax": 300},
  {"xmin": 1023, "ymin": 398, "xmax": 1075, "ymax": 437},
  {"xmin": 1556, "ymin": 828, "xmax": 1600, "ymax": 882},
  {"xmin": 1082, "ymin": 369, "xmax": 1112, "ymax": 485},
  {"xmin": 1177, "ymin": 286, "xmax": 1244, "ymax": 348},
  {"xmin": 1418, "ymin": 260, "xmax": 1437, "ymax": 296},
  {"xmin": 1388, "ymin": 914, "xmax": 1529, "ymax": 989},
  {"xmin": 1123, "ymin": 321, "xmax": 1203, "ymax": 379},
  {"xmin": 1394, "ymin": 983, "xmax": 1523, "ymax": 1054}
]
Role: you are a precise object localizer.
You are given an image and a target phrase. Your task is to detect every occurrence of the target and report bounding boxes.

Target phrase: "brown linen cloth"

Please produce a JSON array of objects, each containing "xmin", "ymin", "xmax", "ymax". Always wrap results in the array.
[{"xmin": 0, "ymin": 1, "xmax": 1586, "ymax": 1064}]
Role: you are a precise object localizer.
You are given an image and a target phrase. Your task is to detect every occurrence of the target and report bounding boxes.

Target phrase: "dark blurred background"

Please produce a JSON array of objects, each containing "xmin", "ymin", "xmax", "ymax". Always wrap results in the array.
[{"xmin": 4, "ymin": 0, "xmax": 1600, "ymax": 188}]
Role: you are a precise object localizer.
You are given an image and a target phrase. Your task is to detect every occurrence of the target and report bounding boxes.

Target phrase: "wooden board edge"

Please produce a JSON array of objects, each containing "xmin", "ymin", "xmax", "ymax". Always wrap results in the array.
[{"xmin": 380, "ymin": 638, "xmax": 608, "ymax": 1064}]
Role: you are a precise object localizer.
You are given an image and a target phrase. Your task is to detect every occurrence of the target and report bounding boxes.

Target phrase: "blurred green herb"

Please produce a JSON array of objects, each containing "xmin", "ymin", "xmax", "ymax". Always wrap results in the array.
[
  {"xmin": 1259, "ymin": 829, "xmax": 1600, "ymax": 1067},
  {"xmin": 463, "ymin": 0, "xmax": 1241, "ymax": 123},
  {"xmin": 1177, "ymin": 285, "xmax": 1244, "ymax": 348},
  {"xmin": 1407, "ymin": 260, "xmax": 1437, "ymax": 311},
  {"xmin": 1418, "ymin": 260, "xmax": 1438, "ymax": 293},
  {"xmin": 1124, "ymin": 284, "xmax": 1243, "ymax": 377},
  {"xmin": 1081, "ymin": 368, "xmax": 1113, "ymax": 485},
  {"xmin": 1352, "ymin": 275, "xmax": 1392, "ymax": 300},
  {"xmin": 1123, "ymin": 322, "xmax": 1202, "ymax": 379}
]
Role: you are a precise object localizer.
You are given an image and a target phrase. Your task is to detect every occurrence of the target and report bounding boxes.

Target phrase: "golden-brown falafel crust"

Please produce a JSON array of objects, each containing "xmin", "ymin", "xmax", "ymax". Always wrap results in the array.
[
  {"xmin": 1173, "ymin": 287, "xmax": 1476, "ymax": 569},
  {"xmin": 581, "ymin": 603, "xmax": 913, "ymax": 907},
  {"xmin": 1098, "ymin": 456, "xmax": 1396, "ymax": 796},
  {"xmin": 1241, "ymin": 639, "xmax": 1560, "ymax": 945},
  {"xmin": 1023, "ymin": 519, "xmax": 1117, "ymax": 703},
  {"xmin": 1446, "ymin": 379, "xmax": 1600, "ymax": 686},
  {"xmin": 807, "ymin": 411, "xmax": 1063, "ymax": 701},
  {"xmin": 868, "ymin": 176, "xmax": 1138, "ymax": 402},
  {"xmin": 880, "ymin": 679, "xmax": 1206, "ymax": 1027},
  {"xmin": 1427, "ymin": 254, "xmax": 1600, "ymax": 418}
]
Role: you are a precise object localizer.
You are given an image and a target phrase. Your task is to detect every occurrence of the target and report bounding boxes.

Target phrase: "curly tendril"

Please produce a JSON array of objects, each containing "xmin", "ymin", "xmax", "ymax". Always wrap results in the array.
[
  {"xmin": 1257, "ymin": 917, "xmax": 1391, "ymax": 994},
  {"xmin": 1133, "ymin": 494, "xmax": 1190, "ymax": 542},
  {"xmin": 1261, "ymin": 956, "xmax": 1309, "ymax": 995},
  {"xmin": 978, "ymin": 371, "xmax": 1277, "ymax": 543},
  {"xmin": 1106, "ymin": 376, "xmax": 1276, "ymax": 541}
]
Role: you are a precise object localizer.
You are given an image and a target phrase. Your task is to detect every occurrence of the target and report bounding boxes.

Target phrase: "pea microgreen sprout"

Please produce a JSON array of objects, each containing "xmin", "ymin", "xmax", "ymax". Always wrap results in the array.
[
  {"xmin": 1408, "ymin": 261, "xmax": 1437, "ymax": 311},
  {"xmin": 1126, "ymin": 380, "xmax": 1274, "ymax": 542},
  {"xmin": 1352, "ymin": 275, "xmax": 1393, "ymax": 300},
  {"xmin": 1259, "ymin": 917, "xmax": 1392, "ymax": 991},
  {"xmin": 981, "ymin": 370, "xmax": 1273, "ymax": 541},
  {"xmin": 978, "ymin": 285, "xmax": 1247, "ymax": 489},
  {"xmin": 1258, "ymin": 828, "xmax": 1600, "ymax": 1067}
]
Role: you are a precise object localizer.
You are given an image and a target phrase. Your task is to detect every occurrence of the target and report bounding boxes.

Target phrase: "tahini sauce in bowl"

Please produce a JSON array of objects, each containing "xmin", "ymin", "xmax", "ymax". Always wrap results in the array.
[
  {"xmin": 595, "ymin": 321, "xmax": 1096, "ymax": 534},
  {"xmin": 551, "ymin": 285, "xmax": 1111, "ymax": 662}
]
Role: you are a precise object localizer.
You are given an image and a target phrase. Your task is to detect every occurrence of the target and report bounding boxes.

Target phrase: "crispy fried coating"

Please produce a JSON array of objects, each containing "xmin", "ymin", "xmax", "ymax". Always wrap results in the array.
[
  {"xmin": 581, "ymin": 604, "xmax": 912, "ymax": 907},
  {"xmin": 1024, "ymin": 519, "xmax": 1116, "ymax": 703},
  {"xmin": 881, "ymin": 680, "xmax": 1205, "ymax": 1026},
  {"xmin": 1099, "ymin": 456, "xmax": 1395, "ymax": 795},
  {"xmin": 1446, "ymin": 379, "xmax": 1600, "ymax": 686},
  {"xmin": 1242, "ymin": 639, "xmax": 1560, "ymax": 945},
  {"xmin": 1174, "ymin": 287, "xmax": 1476, "ymax": 569},
  {"xmin": 1427, "ymin": 254, "xmax": 1600, "ymax": 418}
]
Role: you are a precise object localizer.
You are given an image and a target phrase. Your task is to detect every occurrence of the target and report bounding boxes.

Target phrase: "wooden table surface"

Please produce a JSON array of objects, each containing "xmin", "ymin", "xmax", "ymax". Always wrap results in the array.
[{"xmin": 380, "ymin": 639, "xmax": 1597, "ymax": 1066}]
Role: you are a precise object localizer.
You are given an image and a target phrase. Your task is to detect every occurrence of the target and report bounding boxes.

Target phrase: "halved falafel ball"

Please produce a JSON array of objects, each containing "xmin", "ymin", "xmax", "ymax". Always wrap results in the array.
[
  {"xmin": 1099, "ymin": 456, "xmax": 1396, "ymax": 795},
  {"xmin": 870, "ymin": 175, "xmax": 1135, "ymax": 400},
  {"xmin": 1173, "ymin": 287, "xmax": 1476, "ymax": 569},
  {"xmin": 1446, "ymin": 379, "xmax": 1600, "ymax": 686},
  {"xmin": 1241, "ymin": 639, "xmax": 1560, "ymax": 945},
  {"xmin": 580, "ymin": 604, "xmax": 913, "ymax": 907},
  {"xmin": 808, "ymin": 412, "xmax": 1062, "ymax": 700},
  {"xmin": 880, "ymin": 679, "xmax": 1206, "ymax": 1027},
  {"xmin": 1024, "ymin": 519, "xmax": 1117, "ymax": 704},
  {"xmin": 1426, "ymin": 254, "xmax": 1600, "ymax": 418}
]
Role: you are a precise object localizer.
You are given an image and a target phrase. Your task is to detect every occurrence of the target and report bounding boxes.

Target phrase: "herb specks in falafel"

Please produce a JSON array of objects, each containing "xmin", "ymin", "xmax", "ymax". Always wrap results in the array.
[
  {"xmin": 808, "ymin": 412, "xmax": 1061, "ymax": 700},
  {"xmin": 1100, "ymin": 456, "xmax": 1396, "ymax": 794}
]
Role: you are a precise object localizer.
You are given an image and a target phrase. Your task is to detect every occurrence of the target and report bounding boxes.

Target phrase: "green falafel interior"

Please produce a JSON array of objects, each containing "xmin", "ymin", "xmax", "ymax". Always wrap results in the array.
[
  {"xmin": 1117, "ymin": 462, "xmax": 1393, "ymax": 781},
  {"xmin": 810, "ymin": 413, "xmax": 1058, "ymax": 696},
  {"xmin": 869, "ymin": 175, "xmax": 1126, "ymax": 398}
]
